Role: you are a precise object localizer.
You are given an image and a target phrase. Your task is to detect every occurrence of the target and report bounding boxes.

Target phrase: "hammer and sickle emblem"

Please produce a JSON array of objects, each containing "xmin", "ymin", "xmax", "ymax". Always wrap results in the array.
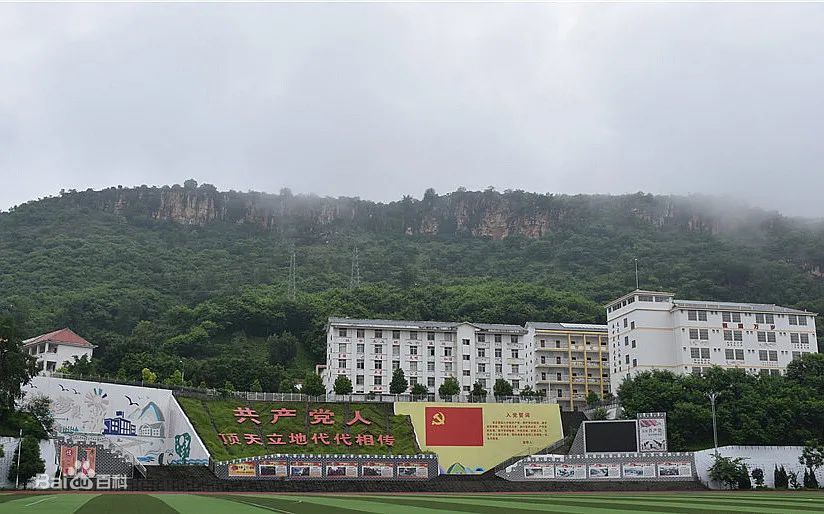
[{"xmin": 431, "ymin": 411, "xmax": 445, "ymax": 426}]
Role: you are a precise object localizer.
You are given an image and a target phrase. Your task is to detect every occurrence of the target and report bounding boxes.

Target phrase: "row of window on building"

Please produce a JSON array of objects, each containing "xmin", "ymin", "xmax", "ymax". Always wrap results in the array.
[
  {"xmin": 336, "ymin": 328, "xmax": 520, "ymax": 343},
  {"xmin": 335, "ymin": 343, "xmax": 525, "ymax": 359}
]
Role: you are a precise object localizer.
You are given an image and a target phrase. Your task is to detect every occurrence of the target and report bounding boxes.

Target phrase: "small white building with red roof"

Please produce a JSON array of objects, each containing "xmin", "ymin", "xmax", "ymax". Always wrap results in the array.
[{"xmin": 23, "ymin": 328, "xmax": 95, "ymax": 373}]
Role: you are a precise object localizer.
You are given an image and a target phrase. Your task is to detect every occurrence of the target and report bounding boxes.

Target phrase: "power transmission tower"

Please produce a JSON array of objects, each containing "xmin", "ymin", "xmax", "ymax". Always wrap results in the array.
[
  {"xmin": 350, "ymin": 245, "xmax": 361, "ymax": 289},
  {"xmin": 288, "ymin": 250, "xmax": 296, "ymax": 300}
]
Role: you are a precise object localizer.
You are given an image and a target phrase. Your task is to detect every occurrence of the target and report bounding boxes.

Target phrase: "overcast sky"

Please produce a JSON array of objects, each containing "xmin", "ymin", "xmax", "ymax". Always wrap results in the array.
[{"xmin": 1, "ymin": 3, "xmax": 823, "ymax": 217}]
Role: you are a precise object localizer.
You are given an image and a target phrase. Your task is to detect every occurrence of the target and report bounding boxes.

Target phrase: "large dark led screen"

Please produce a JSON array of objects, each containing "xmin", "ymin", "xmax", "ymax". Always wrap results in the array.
[{"xmin": 584, "ymin": 421, "xmax": 638, "ymax": 453}]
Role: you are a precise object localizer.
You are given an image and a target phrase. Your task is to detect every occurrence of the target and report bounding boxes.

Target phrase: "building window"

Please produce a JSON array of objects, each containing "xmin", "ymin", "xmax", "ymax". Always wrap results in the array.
[
  {"xmin": 478, "ymin": 348, "xmax": 486, "ymax": 358},
  {"xmin": 339, "ymin": 329, "xmax": 347, "ymax": 337},
  {"xmin": 374, "ymin": 345, "xmax": 383, "ymax": 354},
  {"xmin": 374, "ymin": 376, "xmax": 382, "ymax": 385},
  {"xmin": 410, "ymin": 346, "xmax": 418, "ymax": 355},
  {"xmin": 338, "ymin": 343, "xmax": 347, "ymax": 353},
  {"xmin": 511, "ymin": 349, "xmax": 519, "ymax": 359},
  {"xmin": 735, "ymin": 349, "xmax": 744, "ymax": 360},
  {"xmin": 374, "ymin": 360, "xmax": 382, "ymax": 369},
  {"xmin": 511, "ymin": 364, "xmax": 519, "ymax": 373},
  {"xmin": 445, "ymin": 363, "xmax": 453, "ymax": 372},
  {"xmin": 428, "ymin": 377, "xmax": 435, "ymax": 387},
  {"xmin": 791, "ymin": 333, "xmax": 800, "ymax": 344},
  {"xmin": 555, "ymin": 340, "xmax": 561, "ymax": 348},
  {"xmin": 734, "ymin": 331, "xmax": 743, "ymax": 342},
  {"xmin": 631, "ymin": 340, "xmax": 636, "ymax": 348},
  {"xmin": 494, "ymin": 334, "xmax": 502, "ymax": 343},
  {"xmin": 444, "ymin": 347, "xmax": 453, "ymax": 357},
  {"xmin": 478, "ymin": 363, "xmax": 486, "ymax": 372},
  {"xmin": 392, "ymin": 330, "xmax": 401, "ymax": 340},
  {"xmin": 799, "ymin": 316, "xmax": 808, "ymax": 326},
  {"xmin": 801, "ymin": 334, "xmax": 810, "ymax": 344},
  {"xmin": 541, "ymin": 372, "xmax": 547, "ymax": 381},
  {"xmin": 463, "ymin": 370, "xmax": 471, "ymax": 376},
  {"xmin": 393, "ymin": 345, "xmax": 400, "ymax": 356},
  {"xmin": 689, "ymin": 329, "xmax": 699, "ymax": 340},
  {"xmin": 374, "ymin": 329, "xmax": 383, "ymax": 339},
  {"xmin": 356, "ymin": 375, "xmax": 364, "ymax": 385},
  {"xmin": 444, "ymin": 333, "xmax": 454, "ymax": 342},
  {"xmin": 632, "ymin": 358, "xmax": 637, "ymax": 368},
  {"xmin": 757, "ymin": 332, "xmax": 767, "ymax": 343},
  {"xmin": 557, "ymin": 389, "xmax": 563, "ymax": 398},
  {"xmin": 512, "ymin": 380, "xmax": 520, "ymax": 390},
  {"xmin": 767, "ymin": 332, "xmax": 776, "ymax": 343},
  {"xmin": 511, "ymin": 335, "xmax": 519, "ymax": 343},
  {"xmin": 427, "ymin": 332, "xmax": 435, "ymax": 341},
  {"xmin": 723, "ymin": 330, "xmax": 733, "ymax": 341},
  {"xmin": 357, "ymin": 329, "xmax": 365, "ymax": 339},
  {"xmin": 427, "ymin": 361, "xmax": 435, "ymax": 372},
  {"xmin": 725, "ymin": 349, "xmax": 734, "ymax": 360},
  {"xmin": 495, "ymin": 348, "xmax": 502, "ymax": 358},
  {"xmin": 688, "ymin": 310, "xmax": 697, "ymax": 321},
  {"xmin": 462, "ymin": 338, "xmax": 470, "ymax": 346},
  {"xmin": 495, "ymin": 363, "xmax": 502, "ymax": 373},
  {"xmin": 392, "ymin": 360, "xmax": 400, "ymax": 370},
  {"xmin": 699, "ymin": 329, "xmax": 709, "ymax": 340},
  {"xmin": 338, "ymin": 359, "xmax": 347, "ymax": 368},
  {"xmin": 540, "ymin": 356, "xmax": 546, "ymax": 364},
  {"xmin": 692, "ymin": 367, "xmax": 701, "ymax": 376},
  {"xmin": 769, "ymin": 350, "xmax": 778, "ymax": 361},
  {"xmin": 409, "ymin": 377, "xmax": 417, "ymax": 385},
  {"xmin": 792, "ymin": 351, "xmax": 801, "ymax": 360},
  {"xmin": 356, "ymin": 359, "xmax": 364, "ymax": 369},
  {"xmin": 463, "ymin": 354, "xmax": 470, "ymax": 361},
  {"xmin": 357, "ymin": 344, "xmax": 365, "ymax": 353},
  {"xmin": 624, "ymin": 336, "xmax": 629, "ymax": 346},
  {"xmin": 690, "ymin": 348, "xmax": 700, "ymax": 359},
  {"xmin": 410, "ymin": 331, "xmax": 418, "ymax": 340},
  {"xmin": 788, "ymin": 315, "xmax": 798, "ymax": 326},
  {"xmin": 556, "ymin": 356, "xmax": 562, "ymax": 364},
  {"xmin": 758, "ymin": 350, "xmax": 768, "ymax": 361},
  {"xmin": 428, "ymin": 346, "xmax": 435, "ymax": 357},
  {"xmin": 477, "ymin": 334, "xmax": 486, "ymax": 343},
  {"xmin": 623, "ymin": 318, "xmax": 628, "ymax": 328},
  {"xmin": 700, "ymin": 348, "xmax": 710, "ymax": 359},
  {"xmin": 625, "ymin": 355, "xmax": 630, "ymax": 364},
  {"xmin": 410, "ymin": 361, "xmax": 418, "ymax": 372}
]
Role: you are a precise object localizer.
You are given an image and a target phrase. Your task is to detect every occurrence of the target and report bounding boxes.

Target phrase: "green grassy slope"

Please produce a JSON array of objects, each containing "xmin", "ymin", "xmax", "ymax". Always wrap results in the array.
[{"xmin": 178, "ymin": 397, "xmax": 419, "ymax": 460}]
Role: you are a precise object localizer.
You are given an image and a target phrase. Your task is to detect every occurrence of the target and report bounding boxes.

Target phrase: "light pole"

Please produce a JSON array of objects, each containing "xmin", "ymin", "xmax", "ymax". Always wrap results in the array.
[
  {"xmin": 707, "ymin": 391, "xmax": 719, "ymax": 454},
  {"xmin": 180, "ymin": 359, "xmax": 185, "ymax": 384},
  {"xmin": 15, "ymin": 429, "xmax": 22, "ymax": 489}
]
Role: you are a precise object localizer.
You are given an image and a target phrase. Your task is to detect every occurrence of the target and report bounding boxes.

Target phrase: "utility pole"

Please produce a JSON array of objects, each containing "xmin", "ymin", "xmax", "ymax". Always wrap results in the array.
[
  {"xmin": 634, "ymin": 258, "xmax": 640, "ymax": 289},
  {"xmin": 288, "ymin": 250, "xmax": 296, "ymax": 300},
  {"xmin": 350, "ymin": 245, "xmax": 361, "ymax": 289},
  {"xmin": 707, "ymin": 391, "xmax": 719, "ymax": 454}
]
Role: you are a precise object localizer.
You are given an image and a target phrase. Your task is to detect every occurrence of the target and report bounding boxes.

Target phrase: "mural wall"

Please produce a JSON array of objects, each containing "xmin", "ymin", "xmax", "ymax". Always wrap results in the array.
[
  {"xmin": 394, "ymin": 402, "xmax": 563, "ymax": 474},
  {"xmin": 24, "ymin": 376, "xmax": 209, "ymax": 465}
]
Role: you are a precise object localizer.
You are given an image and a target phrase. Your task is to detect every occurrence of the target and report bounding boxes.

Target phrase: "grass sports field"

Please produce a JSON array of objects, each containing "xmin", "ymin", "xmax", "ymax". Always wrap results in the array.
[{"xmin": 1, "ymin": 492, "xmax": 824, "ymax": 513}]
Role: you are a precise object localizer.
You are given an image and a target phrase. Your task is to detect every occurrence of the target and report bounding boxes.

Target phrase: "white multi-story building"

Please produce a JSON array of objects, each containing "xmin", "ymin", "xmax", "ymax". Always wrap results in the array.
[
  {"xmin": 324, "ymin": 318, "xmax": 528, "ymax": 395},
  {"xmin": 525, "ymin": 322, "xmax": 610, "ymax": 411},
  {"xmin": 605, "ymin": 290, "xmax": 818, "ymax": 392},
  {"xmin": 23, "ymin": 328, "xmax": 95, "ymax": 373}
]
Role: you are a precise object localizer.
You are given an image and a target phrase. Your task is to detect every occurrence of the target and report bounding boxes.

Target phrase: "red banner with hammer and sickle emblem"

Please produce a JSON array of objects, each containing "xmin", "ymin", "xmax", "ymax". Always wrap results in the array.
[{"xmin": 424, "ymin": 406, "xmax": 483, "ymax": 446}]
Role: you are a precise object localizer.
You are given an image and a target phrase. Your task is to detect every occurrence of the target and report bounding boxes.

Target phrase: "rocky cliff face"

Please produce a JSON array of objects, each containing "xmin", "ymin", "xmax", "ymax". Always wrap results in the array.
[{"xmin": 55, "ymin": 183, "xmax": 771, "ymax": 241}]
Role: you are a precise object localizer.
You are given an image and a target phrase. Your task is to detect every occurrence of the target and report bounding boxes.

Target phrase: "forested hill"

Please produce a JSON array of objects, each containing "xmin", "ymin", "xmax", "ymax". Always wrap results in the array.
[{"xmin": 1, "ymin": 181, "xmax": 823, "ymax": 390}]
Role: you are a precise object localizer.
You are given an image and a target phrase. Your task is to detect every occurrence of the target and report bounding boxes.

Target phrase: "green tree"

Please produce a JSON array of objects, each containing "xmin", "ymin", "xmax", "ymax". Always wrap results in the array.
[
  {"xmin": 493, "ymin": 379, "xmax": 513, "ymax": 398},
  {"xmin": 438, "ymin": 377, "xmax": 460, "ymax": 399},
  {"xmin": 57, "ymin": 354, "xmax": 97, "ymax": 376},
  {"xmin": 301, "ymin": 372, "xmax": 325, "ymax": 396},
  {"xmin": 389, "ymin": 368, "xmax": 408, "ymax": 394},
  {"xmin": 333, "ymin": 375, "xmax": 353, "ymax": 395},
  {"xmin": 141, "ymin": 367, "xmax": 157, "ymax": 384},
  {"xmin": 7, "ymin": 436, "xmax": 45, "ymax": 489},
  {"xmin": 163, "ymin": 369, "xmax": 184, "ymax": 387},
  {"xmin": 249, "ymin": 379, "xmax": 263, "ymax": 392},
  {"xmin": 279, "ymin": 377, "xmax": 295, "ymax": 393},
  {"xmin": 708, "ymin": 454, "xmax": 749, "ymax": 490},
  {"xmin": 410, "ymin": 383, "xmax": 428, "ymax": 396},
  {"xmin": 0, "ymin": 318, "xmax": 37, "ymax": 414},
  {"xmin": 23, "ymin": 394, "xmax": 54, "ymax": 433},
  {"xmin": 586, "ymin": 391, "xmax": 600, "ymax": 407},
  {"xmin": 470, "ymin": 381, "xmax": 487, "ymax": 398},
  {"xmin": 591, "ymin": 407, "xmax": 608, "ymax": 420},
  {"xmin": 268, "ymin": 332, "xmax": 298, "ymax": 366},
  {"xmin": 799, "ymin": 439, "xmax": 824, "ymax": 487}
]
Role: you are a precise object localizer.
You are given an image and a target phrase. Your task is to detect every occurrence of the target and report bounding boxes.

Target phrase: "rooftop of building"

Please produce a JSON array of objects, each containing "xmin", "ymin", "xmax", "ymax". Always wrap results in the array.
[
  {"xmin": 527, "ymin": 322, "xmax": 608, "ymax": 333},
  {"xmin": 605, "ymin": 289, "xmax": 816, "ymax": 316},
  {"xmin": 22, "ymin": 328, "xmax": 95, "ymax": 349},
  {"xmin": 327, "ymin": 317, "xmax": 527, "ymax": 333}
]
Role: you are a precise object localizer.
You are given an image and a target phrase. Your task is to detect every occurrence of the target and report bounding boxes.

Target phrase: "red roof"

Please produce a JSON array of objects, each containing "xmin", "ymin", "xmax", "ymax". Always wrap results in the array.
[{"xmin": 23, "ymin": 328, "xmax": 95, "ymax": 349}]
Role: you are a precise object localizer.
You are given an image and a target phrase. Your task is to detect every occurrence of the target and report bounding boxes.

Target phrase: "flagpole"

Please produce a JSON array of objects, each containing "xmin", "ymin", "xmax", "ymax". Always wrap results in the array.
[{"xmin": 15, "ymin": 429, "xmax": 22, "ymax": 489}]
